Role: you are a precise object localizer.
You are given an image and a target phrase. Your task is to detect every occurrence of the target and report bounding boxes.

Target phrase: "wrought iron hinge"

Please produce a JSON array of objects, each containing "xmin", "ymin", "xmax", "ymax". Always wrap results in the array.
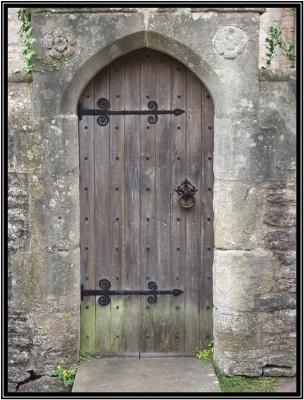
[
  {"xmin": 78, "ymin": 98, "xmax": 185, "ymax": 126},
  {"xmin": 81, "ymin": 279, "xmax": 183, "ymax": 306}
]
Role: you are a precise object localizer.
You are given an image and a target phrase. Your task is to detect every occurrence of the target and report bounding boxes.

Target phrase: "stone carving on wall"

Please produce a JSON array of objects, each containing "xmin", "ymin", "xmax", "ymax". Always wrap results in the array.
[
  {"xmin": 42, "ymin": 27, "xmax": 77, "ymax": 60},
  {"xmin": 213, "ymin": 26, "xmax": 247, "ymax": 59}
]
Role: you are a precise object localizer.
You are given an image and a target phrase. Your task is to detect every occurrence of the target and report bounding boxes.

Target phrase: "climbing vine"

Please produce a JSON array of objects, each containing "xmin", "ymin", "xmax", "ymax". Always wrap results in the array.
[
  {"xmin": 16, "ymin": 8, "xmax": 35, "ymax": 73},
  {"xmin": 264, "ymin": 25, "xmax": 295, "ymax": 68},
  {"xmin": 16, "ymin": 9, "xmax": 73, "ymax": 72}
]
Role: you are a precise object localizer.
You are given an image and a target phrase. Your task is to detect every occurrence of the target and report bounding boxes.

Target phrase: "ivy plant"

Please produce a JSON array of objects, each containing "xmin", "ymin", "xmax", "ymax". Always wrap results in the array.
[
  {"xmin": 16, "ymin": 8, "xmax": 36, "ymax": 73},
  {"xmin": 264, "ymin": 25, "xmax": 295, "ymax": 68}
]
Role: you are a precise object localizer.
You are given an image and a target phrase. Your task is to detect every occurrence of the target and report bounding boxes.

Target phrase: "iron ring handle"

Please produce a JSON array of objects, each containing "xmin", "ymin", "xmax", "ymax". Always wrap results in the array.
[
  {"xmin": 178, "ymin": 196, "xmax": 196, "ymax": 209},
  {"xmin": 175, "ymin": 178, "xmax": 197, "ymax": 209}
]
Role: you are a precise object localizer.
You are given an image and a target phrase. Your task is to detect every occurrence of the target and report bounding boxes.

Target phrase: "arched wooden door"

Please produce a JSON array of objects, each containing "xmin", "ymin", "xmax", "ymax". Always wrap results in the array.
[{"xmin": 79, "ymin": 49, "xmax": 214, "ymax": 355}]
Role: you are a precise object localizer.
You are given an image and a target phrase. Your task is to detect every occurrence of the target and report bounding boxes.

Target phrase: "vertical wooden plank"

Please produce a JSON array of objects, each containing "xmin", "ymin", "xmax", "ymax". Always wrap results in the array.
[
  {"xmin": 79, "ymin": 81, "xmax": 96, "ymax": 352},
  {"xmin": 123, "ymin": 50, "xmax": 142, "ymax": 351},
  {"xmin": 154, "ymin": 52, "xmax": 173, "ymax": 352},
  {"xmin": 200, "ymin": 86, "xmax": 214, "ymax": 348},
  {"xmin": 170, "ymin": 60, "xmax": 187, "ymax": 352},
  {"xmin": 140, "ymin": 49, "xmax": 157, "ymax": 352},
  {"xmin": 109, "ymin": 59, "xmax": 125, "ymax": 352},
  {"xmin": 94, "ymin": 67, "xmax": 111, "ymax": 353},
  {"xmin": 184, "ymin": 70, "xmax": 202, "ymax": 352}
]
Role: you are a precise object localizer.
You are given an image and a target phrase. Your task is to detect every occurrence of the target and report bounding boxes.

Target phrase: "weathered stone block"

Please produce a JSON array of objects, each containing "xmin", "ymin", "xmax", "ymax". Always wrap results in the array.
[
  {"xmin": 18, "ymin": 376, "xmax": 69, "ymax": 393},
  {"xmin": 262, "ymin": 366, "xmax": 295, "ymax": 377},
  {"xmin": 259, "ymin": 310, "xmax": 296, "ymax": 333},
  {"xmin": 258, "ymin": 77, "xmax": 296, "ymax": 182},
  {"xmin": 276, "ymin": 251, "xmax": 296, "ymax": 266},
  {"xmin": 214, "ymin": 249, "xmax": 274, "ymax": 311},
  {"xmin": 7, "ymin": 383, "xmax": 18, "ymax": 393},
  {"xmin": 214, "ymin": 346, "xmax": 296, "ymax": 377},
  {"xmin": 213, "ymin": 310, "xmax": 259, "ymax": 351},
  {"xmin": 264, "ymin": 230, "xmax": 296, "ymax": 251},
  {"xmin": 32, "ymin": 13, "xmax": 146, "ymax": 117},
  {"xmin": 264, "ymin": 353, "xmax": 296, "ymax": 370},
  {"xmin": 8, "ymin": 173, "xmax": 30, "ymax": 252},
  {"xmin": 9, "ymin": 249, "xmax": 80, "ymax": 305},
  {"xmin": 8, "ymin": 307, "xmax": 32, "ymax": 383},
  {"xmin": 257, "ymin": 293, "xmax": 296, "ymax": 311},
  {"xmin": 266, "ymin": 185, "xmax": 296, "ymax": 204},
  {"xmin": 213, "ymin": 117, "xmax": 260, "ymax": 181},
  {"xmin": 214, "ymin": 181, "xmax": 259, "ymax": 249},
  {"xmin": 213, "ymin": 347, "xmax": 264, "ymax": 376},
  {"xmin": 263, "ymin": 208, "xmax": 296, "ymax": 227},
  {"xmin": 8, "ymin": 82, "xmax": 33, "ymax": 173},
  {"xmin": 147, "ymin": 10, "xmax": 260, "ymax": 75},
  {"xmin": 33, "ymin": 116, "xmax": 79, "ymax": 173},
  {"xmin": 261, "ymin": 333, "xmax": 296, "ymax": 353},
  {"xmin": 274, "ymin": 262, "xmax": 296, "ymax": 293},
  {"xmin": 29, "ymin": 173, "xmax": 79, "ymax": 252},
  {"xmin": 8, "ymin": 45, "xmax": 26, "ymax": 75},
  {"xmin": 29, "ymin": 307, "xmax": 80, "ymax": 375}
]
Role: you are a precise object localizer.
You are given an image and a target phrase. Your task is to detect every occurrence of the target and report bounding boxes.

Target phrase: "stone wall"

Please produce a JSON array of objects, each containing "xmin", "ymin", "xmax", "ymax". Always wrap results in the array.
[
  {"xmin": 213, "ymin": 68, "xmax": 296, "ymax": 376},
  {"xmin": 8, "ymin": 7, "xmax": 296, "ymax": 74},
  {"xmin": 7, "ymin": 6, "xmax": 297, "ymax": 392},
  {"xmin": 8, "ymin": 80, "xmax": 78, "ymax": 392}
]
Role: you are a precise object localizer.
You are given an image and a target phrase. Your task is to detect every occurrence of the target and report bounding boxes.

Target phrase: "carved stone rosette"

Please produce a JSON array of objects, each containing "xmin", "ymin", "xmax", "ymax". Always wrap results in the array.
[
  {"xmin": 42, "ymin": 27, "xmax": 77, "ymax": 60},
  {"xmin": 213, "ymin": 25, "xmax": 247, "ymax": 59}
]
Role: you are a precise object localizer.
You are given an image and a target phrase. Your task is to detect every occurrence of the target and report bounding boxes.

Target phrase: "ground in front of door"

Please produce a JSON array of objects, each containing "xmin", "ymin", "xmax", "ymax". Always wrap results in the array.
[{"xmin": 72, "ymin": 357, "xmax": 220, "ymax": 392}]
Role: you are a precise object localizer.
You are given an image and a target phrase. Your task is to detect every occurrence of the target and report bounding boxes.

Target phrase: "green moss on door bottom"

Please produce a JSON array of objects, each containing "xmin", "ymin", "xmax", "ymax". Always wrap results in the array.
[{"xmin": 80, "ymin": 300, "xmax": 96, "ymax": 353}]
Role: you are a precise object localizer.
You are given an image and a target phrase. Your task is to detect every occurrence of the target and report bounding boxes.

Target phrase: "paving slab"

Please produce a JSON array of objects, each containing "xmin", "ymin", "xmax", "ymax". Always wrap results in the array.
[{"xmin": 72, "ymin": 357, "xmax": 220, "ymax": 393}]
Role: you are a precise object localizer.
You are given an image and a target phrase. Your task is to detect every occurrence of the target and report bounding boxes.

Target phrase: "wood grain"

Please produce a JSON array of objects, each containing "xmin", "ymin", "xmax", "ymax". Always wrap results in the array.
[
  {"xmin": 79, "ymin": 80, "xmax": 96, "ymax": 352},
  {"xmin": 154, "ymin": 52, "xmax": 173, "ymax": 352},
  {"xmin": 184, "ymin": 70, "xmax": 202, "ymax": 352},
  {"xmin": 200, "ymin": 85, "xmax": 214, "ymax": 349},
  {"xmin": 108, "ymin": 59, "xmax": 125, "ymax": 352},
  {"xmin": 79, "ymin": 49, "xmax": 214, "ymax": 354},
  {"xmin": 170, "ymin": 59, "xmax": 187, "ymax": 352},
  {"xmin": 123, "ymin": 51, "xmax": 142, "ymax": 351},
  {"xmin": 140, "ymin": 49, "xmax": 157, "ymax": 352},
  {"xmin": 94, "ymin": 67, "xmax": 111, "ymax": 353}
]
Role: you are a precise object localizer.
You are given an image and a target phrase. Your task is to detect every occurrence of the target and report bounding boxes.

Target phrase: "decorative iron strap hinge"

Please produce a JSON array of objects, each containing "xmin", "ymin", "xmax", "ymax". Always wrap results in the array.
[
  {"xmin": 81, "ymin": 279, "xmax": 183, "ymax": 306},
  {"xmin": 78, "ymin": 98, "xmax": 185, "ymax": 126}
]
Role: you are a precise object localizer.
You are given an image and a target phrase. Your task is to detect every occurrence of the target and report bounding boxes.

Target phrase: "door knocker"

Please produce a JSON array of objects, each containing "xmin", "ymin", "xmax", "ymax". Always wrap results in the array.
[{"xmin": 175, "ymin": 178, "xmax": 197, "ymax": 209}]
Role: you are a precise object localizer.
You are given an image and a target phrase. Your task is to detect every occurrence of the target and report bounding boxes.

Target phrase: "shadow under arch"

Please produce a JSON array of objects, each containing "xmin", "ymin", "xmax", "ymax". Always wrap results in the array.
[{"xmin": 60, "ymin": 30, "xmax": 225, "ymax": 116}]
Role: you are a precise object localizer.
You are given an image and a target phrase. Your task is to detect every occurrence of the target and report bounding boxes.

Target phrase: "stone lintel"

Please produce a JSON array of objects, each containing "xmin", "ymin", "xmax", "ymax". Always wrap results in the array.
[
  {"xmin": 28, "ymin": 7, "xmax": 266, "ymax": 14},
  {"xmin": 190, "ymin": 8, "xmax": 266, "ymax": 14}
]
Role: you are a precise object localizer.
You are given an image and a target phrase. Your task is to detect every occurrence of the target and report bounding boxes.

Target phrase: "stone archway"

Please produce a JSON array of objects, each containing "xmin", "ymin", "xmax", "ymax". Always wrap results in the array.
[
  {"xmin": 60, "ymin": 31, "xmax": 226, "ymax": 116},
  {"xmin": 30, "ymin": 8, "xmax": 263, "ymax": 376}
]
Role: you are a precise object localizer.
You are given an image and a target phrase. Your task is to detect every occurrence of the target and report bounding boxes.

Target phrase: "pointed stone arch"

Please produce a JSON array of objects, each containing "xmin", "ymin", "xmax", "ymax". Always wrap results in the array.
[{"xmin": 60, "ymin": 31, "xmax": 225, "ymax": 116}]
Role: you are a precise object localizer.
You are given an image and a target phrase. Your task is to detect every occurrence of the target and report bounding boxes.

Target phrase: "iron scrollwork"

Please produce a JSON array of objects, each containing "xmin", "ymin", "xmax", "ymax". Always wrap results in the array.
[
  {"xmin": 81, "ymin": 279, "xmax": 183, "ymax": 306},
  {"xmin": 175, "ymin": 178, "xmax": 198, "ymax": 209},
  {"xmin": 78, "ymin": 98, "xmax": 185, "ymax": 126}
]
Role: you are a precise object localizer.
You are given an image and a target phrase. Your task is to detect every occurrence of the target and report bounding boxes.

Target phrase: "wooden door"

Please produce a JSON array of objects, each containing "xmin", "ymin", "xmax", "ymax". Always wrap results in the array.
[{"xmin": 79, "ymin": 49, "xmax": 214, "ymax": 355}]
